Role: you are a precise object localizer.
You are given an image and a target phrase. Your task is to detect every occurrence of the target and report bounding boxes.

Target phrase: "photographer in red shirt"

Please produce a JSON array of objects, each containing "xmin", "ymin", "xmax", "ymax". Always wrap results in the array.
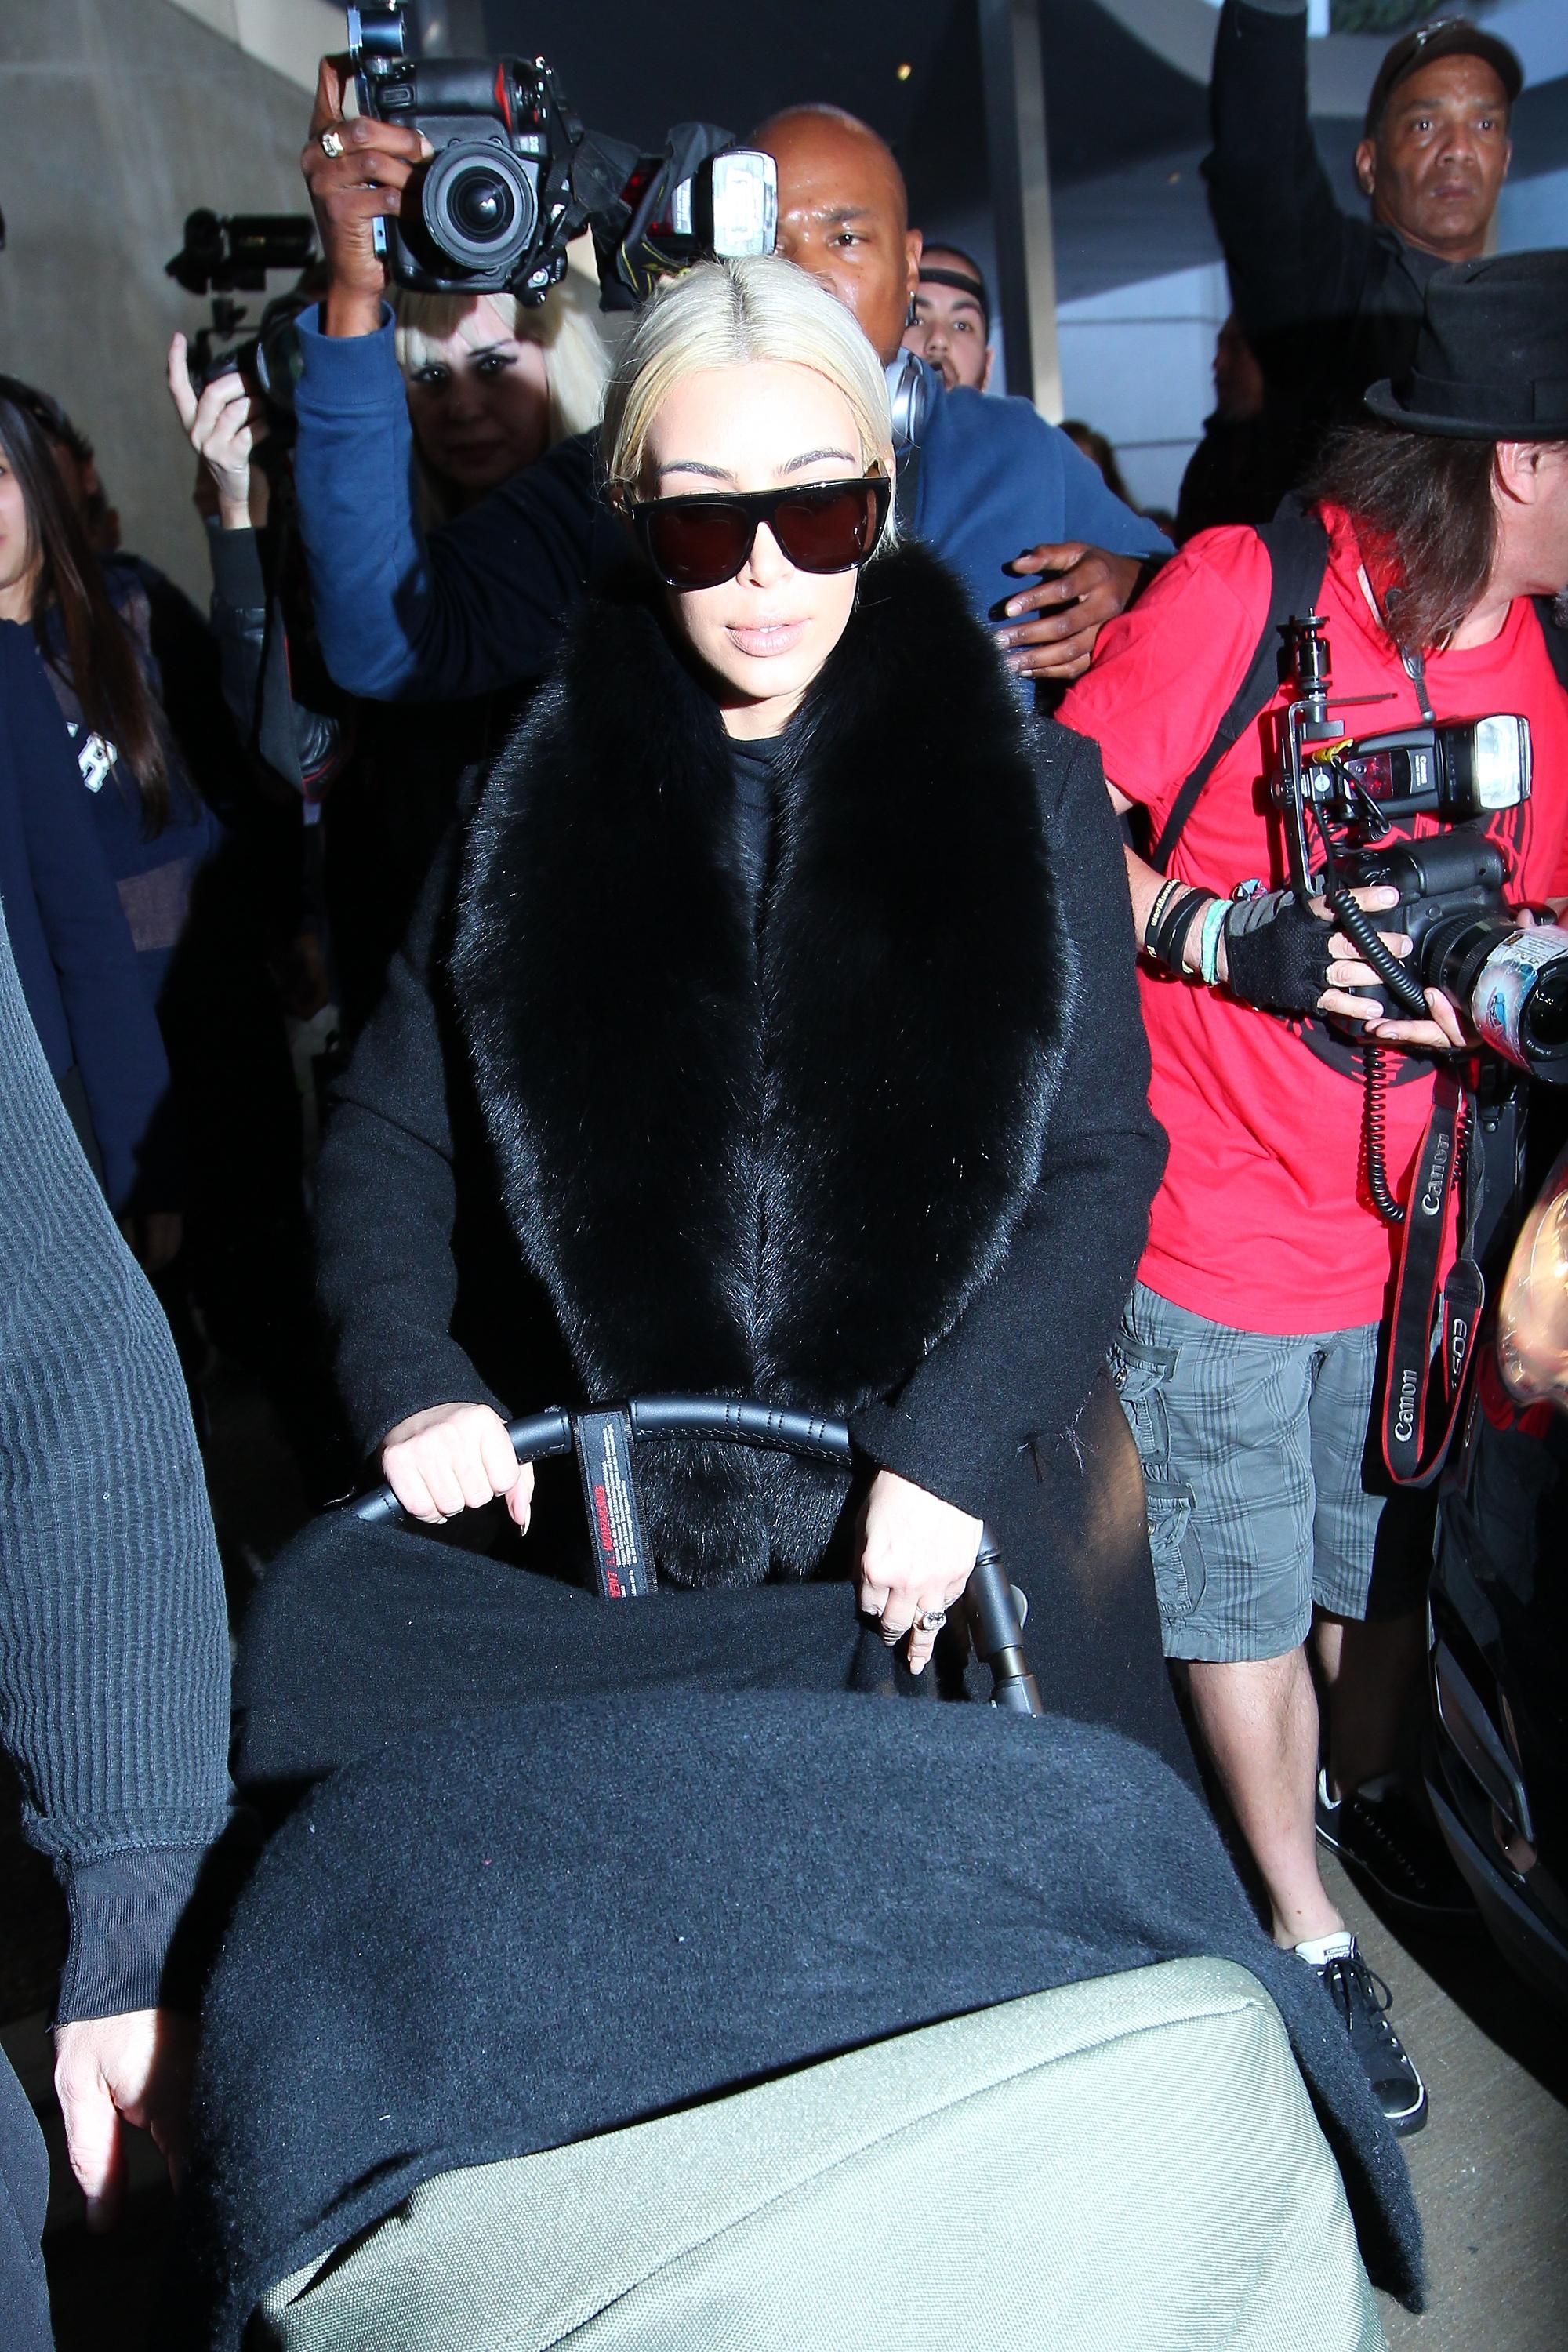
[{"xmin": 1062, "ymin": 254, "xmax": 1568, "ymax": 2136}]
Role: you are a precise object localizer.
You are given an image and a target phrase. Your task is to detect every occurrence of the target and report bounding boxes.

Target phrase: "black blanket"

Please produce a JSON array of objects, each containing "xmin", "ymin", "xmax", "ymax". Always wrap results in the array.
[
  {"xmin": 230, "ymin": 1399, "xmax": 1196, "ymax": 1797},
  {"xmin": 184, "ymin": 1688, "xmax": 1421, "ymax": 2343}
]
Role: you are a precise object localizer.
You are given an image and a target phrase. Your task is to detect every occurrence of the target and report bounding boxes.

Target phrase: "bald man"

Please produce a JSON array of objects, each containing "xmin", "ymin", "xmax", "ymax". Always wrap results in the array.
[{"xmin": 286, "ymin": 74, "xmax": 1167, "ymax": 704}]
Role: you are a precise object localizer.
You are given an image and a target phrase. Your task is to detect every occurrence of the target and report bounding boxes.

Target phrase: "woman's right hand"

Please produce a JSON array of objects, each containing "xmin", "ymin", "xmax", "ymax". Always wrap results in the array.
[
  {"xmin": 165, "ymin": 335, "xmax": 260, "ymax": 529},
  {"xmin": 379, "ymin": 1403, "xmax": 535, "ymax": 1530}
]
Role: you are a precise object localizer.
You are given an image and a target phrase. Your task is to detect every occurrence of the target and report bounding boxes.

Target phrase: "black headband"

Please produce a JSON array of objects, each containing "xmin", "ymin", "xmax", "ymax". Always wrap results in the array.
[{"xmin": 917, "ymin": 266, "xmax": 990, "ymax": 329}]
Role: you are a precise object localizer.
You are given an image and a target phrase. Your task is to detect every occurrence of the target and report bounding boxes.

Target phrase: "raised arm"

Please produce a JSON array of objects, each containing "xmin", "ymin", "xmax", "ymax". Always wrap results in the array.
[
  {"xmin": 290, "ymin": 57, "xmax": 604, "ymax": 702},
  {"xmin": 1205, "ymin": 0, "xmax": 1367, "ymax": 345}
]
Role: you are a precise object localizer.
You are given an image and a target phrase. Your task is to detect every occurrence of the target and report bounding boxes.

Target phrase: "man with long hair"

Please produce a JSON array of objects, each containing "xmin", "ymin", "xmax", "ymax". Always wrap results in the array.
[
  {"xmin": 1201, "ymin": 5, "xmax": 1521, "ymax": 521},
  {"xmin": 1060, "ymin": 254, "xmax": 1568, "ymax": 2135}
]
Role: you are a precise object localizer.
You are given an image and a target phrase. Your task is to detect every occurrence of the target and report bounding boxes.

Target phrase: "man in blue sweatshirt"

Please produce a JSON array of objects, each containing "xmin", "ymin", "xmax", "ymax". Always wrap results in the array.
[{"xmin": 292, "ymin": 69, "xmax": 1167, "ymax": 704}]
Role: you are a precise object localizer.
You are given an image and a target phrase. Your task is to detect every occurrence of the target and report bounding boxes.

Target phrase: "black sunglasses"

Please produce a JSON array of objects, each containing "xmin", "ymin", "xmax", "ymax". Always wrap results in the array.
[{"xmin": 626, "ymin": 475, "xmax": 890, "ymax": 591}]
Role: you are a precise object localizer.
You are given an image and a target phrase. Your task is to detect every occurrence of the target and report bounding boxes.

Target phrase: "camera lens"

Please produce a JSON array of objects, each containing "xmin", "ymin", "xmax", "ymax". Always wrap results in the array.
[
  {"xmin": 448, "ymin": 165, "xmax": 515, "ymax": 245},
  {"xmin": 423, "ymin": 138, "xmax": 539, "ymax": 276},
  {"xmin": 1523, "ymin": 967, "xmax": 1568, "ymax": 1058}
]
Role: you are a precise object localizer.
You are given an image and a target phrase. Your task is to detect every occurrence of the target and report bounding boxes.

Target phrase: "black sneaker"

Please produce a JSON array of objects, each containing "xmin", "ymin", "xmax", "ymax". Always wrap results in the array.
[
  {"xmin": 1311, "ymin": 1939, "xmax": 1428, "ymax": 2136},
  {"xmin": 1316, "ymin": 1769, "xmax": 1477, "ymax": 1926}
]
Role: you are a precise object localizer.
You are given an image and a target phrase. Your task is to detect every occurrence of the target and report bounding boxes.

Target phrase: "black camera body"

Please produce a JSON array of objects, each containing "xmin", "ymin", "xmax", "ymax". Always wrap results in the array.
[
  {"xmin": 359, "ymin": 55, "xmax": 583, "ymax": 297},
  {"xmin": 346, "ymin": 2, "xmax": 775, "ymax": 303},
  {"xmin": 165, "ymin": 209, "xmax": 318, "ymax": 417},
  {"xmin": 1345, "ymin": 830, "xmax": 1508, "ymax": 977}
]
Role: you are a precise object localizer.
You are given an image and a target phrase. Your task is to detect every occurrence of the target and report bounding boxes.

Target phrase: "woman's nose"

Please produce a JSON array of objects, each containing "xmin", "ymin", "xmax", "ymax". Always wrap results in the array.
[{"xmin": 742, "ymin": 520, "xmax": 792, "ymax": 585}]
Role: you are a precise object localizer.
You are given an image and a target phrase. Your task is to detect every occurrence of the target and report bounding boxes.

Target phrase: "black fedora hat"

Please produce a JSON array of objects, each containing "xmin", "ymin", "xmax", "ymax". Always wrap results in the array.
[
  {"xmin": 1363, "ymin": 17, "xmax": 1523, "ymax": 141},
  {"xmin": 1365, "ymin": 252, "xmax": 1568, "ymax": 439}
]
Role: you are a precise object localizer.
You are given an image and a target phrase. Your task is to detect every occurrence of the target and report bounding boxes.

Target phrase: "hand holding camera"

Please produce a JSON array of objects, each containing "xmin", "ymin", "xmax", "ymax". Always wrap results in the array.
[
  {"xmin": 166, "ymin": 333, "xmax": 266, "ymax": 528},
  {"xmin": 303, "ymin": 53, "xmax": 432, "ymax": 337},
  {"xmin": 1224, "ymin": 881, "xmax": 1467, "ymax": 1053}
]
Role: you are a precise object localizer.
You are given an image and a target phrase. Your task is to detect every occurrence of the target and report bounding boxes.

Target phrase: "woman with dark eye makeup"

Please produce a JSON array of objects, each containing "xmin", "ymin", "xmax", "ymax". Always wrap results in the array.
[{"xmin": 392, "ymin": 276, "xmax": 610, "ymax": 519}]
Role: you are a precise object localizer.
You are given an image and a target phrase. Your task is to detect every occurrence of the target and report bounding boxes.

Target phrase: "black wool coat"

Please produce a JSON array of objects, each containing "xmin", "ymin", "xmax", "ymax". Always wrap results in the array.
[{"xmin": 316, "ymin": 544, "xmax": 1167, "ymax": 1592}]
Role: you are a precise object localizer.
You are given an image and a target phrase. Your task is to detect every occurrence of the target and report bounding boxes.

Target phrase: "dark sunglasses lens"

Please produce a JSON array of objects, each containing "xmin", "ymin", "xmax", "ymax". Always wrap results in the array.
[
  {"xmin": 645, "ymin": 500, "xmax": 754, "ymax": 588},
  {"xmin": 772, "ymin": 484, "xmax": 879, "ymax": 573}
]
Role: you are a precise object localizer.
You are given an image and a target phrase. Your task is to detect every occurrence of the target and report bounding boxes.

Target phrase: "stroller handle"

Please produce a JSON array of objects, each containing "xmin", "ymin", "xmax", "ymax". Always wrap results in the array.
[{"xmin": 347, "ymin": 1393, "xmax": 1044, "ymax": 1715}]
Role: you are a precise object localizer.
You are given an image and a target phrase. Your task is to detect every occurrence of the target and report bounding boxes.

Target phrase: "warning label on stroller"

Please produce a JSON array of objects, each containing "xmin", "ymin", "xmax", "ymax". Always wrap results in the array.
[{"xmin": 573, "ymin": 1410, "xmax": 656, "ymax": 1598}]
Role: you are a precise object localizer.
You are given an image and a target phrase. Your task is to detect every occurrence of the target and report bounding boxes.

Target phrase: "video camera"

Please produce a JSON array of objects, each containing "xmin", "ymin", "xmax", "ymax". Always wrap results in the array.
[
  {"xmin": 347, "ymin": 1, "xmax": 776, "ymax": 305},
  {"xmin": 165, "ymin": 209, "xmax": 318, "ymax": 413},
  {"xmin": 1272, "ymin": 612, "xmax": 1568, "ymax": 1082}
]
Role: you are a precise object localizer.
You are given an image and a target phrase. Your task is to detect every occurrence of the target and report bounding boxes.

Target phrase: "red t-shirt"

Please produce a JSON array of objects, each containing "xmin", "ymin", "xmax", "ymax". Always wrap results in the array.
[{"xmin": 1060, "ymin": 505, "xmax": 1568, "ymax": 1334}]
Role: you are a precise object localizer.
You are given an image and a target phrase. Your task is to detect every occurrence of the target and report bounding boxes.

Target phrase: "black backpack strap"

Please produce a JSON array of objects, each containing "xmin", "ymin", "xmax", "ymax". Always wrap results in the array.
[
  {"xmin": 1149, "ymin": 510, "xmax": 1331, "ymax": 871},
  {"xmin": 1534, "ymin": 596, "xmax": 1568, "ymax": 691}
]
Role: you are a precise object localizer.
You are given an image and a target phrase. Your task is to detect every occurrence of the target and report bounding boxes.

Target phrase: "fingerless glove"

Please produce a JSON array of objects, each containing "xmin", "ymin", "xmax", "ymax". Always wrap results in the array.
[{"xmin": 1222, "ymin": 888, "xmax": 1341, "ymax": 1014}]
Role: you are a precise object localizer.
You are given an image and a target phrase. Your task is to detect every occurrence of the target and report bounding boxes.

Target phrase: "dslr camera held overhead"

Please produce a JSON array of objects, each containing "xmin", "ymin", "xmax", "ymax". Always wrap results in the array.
[{"xmin": 346, "ymin": 0, "xmax": 776, "ymax": 304}]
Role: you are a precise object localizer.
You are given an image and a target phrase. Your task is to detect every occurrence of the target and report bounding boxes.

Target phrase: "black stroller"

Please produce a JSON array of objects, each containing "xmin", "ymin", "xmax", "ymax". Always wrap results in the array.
[{"xmin": 189, "ymin": 1396, "xmax": 1417, "ymax": 2350}]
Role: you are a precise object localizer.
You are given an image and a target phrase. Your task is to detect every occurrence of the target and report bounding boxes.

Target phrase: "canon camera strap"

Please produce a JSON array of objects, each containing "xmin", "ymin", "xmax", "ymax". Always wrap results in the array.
[{"xmin": 1381, "ymin": 1069, "xmax": 1484, "ymax": 1487}]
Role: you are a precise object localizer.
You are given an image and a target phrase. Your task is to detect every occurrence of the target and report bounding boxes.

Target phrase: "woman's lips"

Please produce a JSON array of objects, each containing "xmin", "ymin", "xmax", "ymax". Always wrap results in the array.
[
  {"xmin": 725, "ymin": 619, "xmax": 809, "ymax": 658},
  {"xmin": 438, "ymin": 438, "xmax": 510, "ymax": 471}
]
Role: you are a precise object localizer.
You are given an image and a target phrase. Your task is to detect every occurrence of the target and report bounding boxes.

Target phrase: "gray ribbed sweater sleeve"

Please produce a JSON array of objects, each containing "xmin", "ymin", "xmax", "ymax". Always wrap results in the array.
[{"xmin": 0, "ymin": 906, "xmax": 231, "ymax": 2020}]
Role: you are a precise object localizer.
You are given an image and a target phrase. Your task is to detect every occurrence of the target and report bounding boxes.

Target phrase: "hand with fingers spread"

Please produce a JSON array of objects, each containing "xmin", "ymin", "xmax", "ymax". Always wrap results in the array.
[
  {"xmin": 856, "ymin": 1467, "xmax": 982, "ymax": 1677},
  {"xmin": 995, "ymin": 543, "xmax": 1145, "ymax": 681},
  {"xmin": 53, "ymin": 2009, "xmax": 194, "ymax": 2234},
  {"xmin": 166, "ymin": 336, "xmax": 264, "ymax": 528},
  {"xmin": 380, "ymin": 1400, "xmax": 535, "ymax": 1529},
  {"xmin": 303, "ymin": 55, "xmax": 434, "ymax": 339}
]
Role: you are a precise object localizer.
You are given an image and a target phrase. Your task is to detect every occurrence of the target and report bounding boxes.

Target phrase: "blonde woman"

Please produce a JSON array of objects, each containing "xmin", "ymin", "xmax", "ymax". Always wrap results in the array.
[
  {"xmin": 391, "ymin": 272, "xmax": 610, "ymax": 517},
  {"xmin": 256, "ymin": 256, "xmax": 1175, "ymax": 1764}
]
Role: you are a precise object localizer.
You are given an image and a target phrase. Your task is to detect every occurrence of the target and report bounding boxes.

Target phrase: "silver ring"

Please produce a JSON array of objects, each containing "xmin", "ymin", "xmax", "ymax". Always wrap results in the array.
[
  {"xmin": 320, "ymin": 127, "xmax": 347, "ymax": 159},
  {"xmin": 916, "ymin": 1609, "xmax": 948, "ymax": 1633}
]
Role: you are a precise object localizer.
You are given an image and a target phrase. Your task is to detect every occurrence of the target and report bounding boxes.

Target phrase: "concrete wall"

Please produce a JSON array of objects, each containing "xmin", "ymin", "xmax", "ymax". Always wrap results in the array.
[{"xmin": 0, "ymin": 0, "xmax": 313, "ymax": 597}]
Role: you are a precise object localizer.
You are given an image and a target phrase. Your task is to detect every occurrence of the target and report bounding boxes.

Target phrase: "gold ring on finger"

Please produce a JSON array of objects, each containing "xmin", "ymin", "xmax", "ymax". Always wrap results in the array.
[{"xmin": 321, "ymin": 127, "xmax": 347, "ymax": 159}]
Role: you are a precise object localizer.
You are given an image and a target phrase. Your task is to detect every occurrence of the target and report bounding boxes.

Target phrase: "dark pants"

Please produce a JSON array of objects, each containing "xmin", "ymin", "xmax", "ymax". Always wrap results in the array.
[{"xmin": 0, "ymin": 2049, "xmax": 52, "ymax": 2352}]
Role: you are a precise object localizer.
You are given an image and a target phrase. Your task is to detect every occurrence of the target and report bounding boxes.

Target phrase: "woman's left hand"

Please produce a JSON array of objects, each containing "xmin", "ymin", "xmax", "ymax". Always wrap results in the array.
[{"xmin": 857, "ymin": 1468, "xmax": 983, "ymax": 1676}]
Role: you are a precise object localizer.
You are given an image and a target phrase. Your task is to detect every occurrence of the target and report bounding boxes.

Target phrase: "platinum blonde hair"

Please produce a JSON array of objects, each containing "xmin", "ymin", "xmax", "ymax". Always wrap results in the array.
[
  {"xmin": 391, "ymin": 271, "xmax": 610, "ymax": 447},
  {"xmin": 601, "ymin": 256, "xmax": 895, "ymax": 533}
]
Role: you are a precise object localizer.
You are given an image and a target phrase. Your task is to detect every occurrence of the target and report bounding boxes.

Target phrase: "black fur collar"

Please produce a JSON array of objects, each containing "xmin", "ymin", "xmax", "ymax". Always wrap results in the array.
[{"xmin": 450, "ymin": 544, "xmax": 1069, "ymax": 1582}]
